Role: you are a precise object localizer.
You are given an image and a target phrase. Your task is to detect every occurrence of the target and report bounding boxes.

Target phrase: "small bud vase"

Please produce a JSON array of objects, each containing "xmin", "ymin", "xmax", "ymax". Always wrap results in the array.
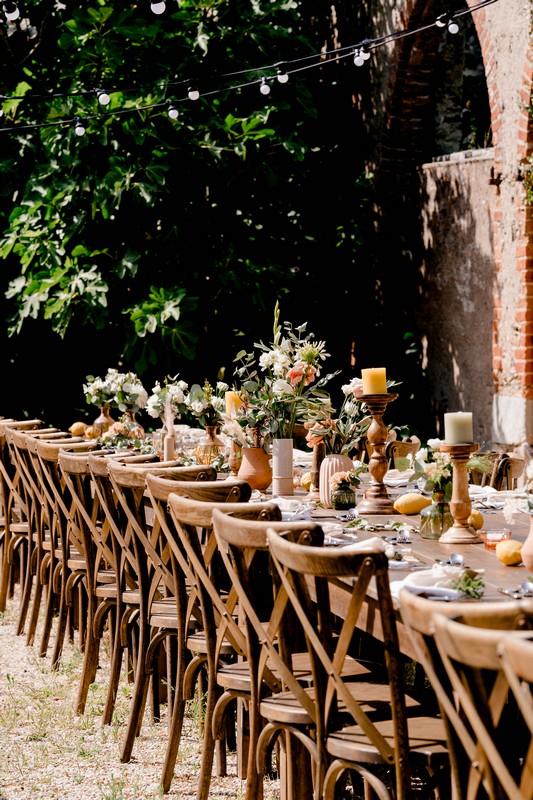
[
  {"xmin": 319, "ymin": 453, "xmax": 354, "ymax": 508},
  {"xmin": 419, "ymin": 490, "xmax": 454, "ymax": 539},
  {"xmin": 330, "ymin": 487, "xmax": 356, "ymax": 510},
  {"xmin": 123, "ymin": 409, "xmax": 145, "ymax": 440},
  {"xmin": 92, "ymin": 405, "xmax": 115, "ymax": 438},
  {"xmin": 196, "ymin": 425, "xmax": 224, "ymax": 465}
]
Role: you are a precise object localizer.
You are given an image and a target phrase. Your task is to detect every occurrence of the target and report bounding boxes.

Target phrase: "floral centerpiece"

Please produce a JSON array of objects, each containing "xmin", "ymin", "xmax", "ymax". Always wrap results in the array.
[
  {"xmin": 409, "ymin": 439, "xmax": 494, "ymax": 501},
  {"xmin": 83, "ymin": 372, "xmax": 116, "ymax": 409},
  {"xmin": 231, "ymin": 302, "xmax": 336, "ymax": 444},
  {"xmin": 146, "ymin": 376, "xmax": 189, "ymax": 424},
  {"xmin": 100, "ymin": 422, "xmax": 155, "ymax": 453},
  {"xmin": 106, "ymin": 369, "xmax": 148, "ymax": 414},
  {"xmin": 329, "ymin": 463, "xmax": 368, "ymax": 509},
  {"xmin": 305, "ymin": 377, "xmax": 371, "ymax": 457},
  {"xmin": 185, "ymin": 380, "xmax": 227, "ymax": 428}
]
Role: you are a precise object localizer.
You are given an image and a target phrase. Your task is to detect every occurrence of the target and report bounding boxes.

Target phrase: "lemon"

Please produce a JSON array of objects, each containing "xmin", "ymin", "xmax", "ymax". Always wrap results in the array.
[
  {"xmin": 69, "ymin": 421, "xmax": 88, "ymax": 436},
  {"xmin": 467, "ymin": 509, "xmax": 484, "ymax": 530},
  {"xmin": 300, "ymin": 472, "xmax": 313, "ymax": 492},
  {"xmin": 84, "ymin": 425, "xmax": 98, "ymax": 440},
  {"xmin": 495, "ymin": 539, "xmax": 523, "ymax": 566},
  {"xmin": 393, "ymin": 493, "xmax": 432, "ymax": 515}
]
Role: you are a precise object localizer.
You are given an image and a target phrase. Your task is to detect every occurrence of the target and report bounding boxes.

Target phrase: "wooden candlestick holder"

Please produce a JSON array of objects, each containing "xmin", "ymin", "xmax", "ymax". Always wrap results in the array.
[
  {"xmin": 438, "ymin": 442, "xmax": 480, "ymax": 544},
  {"xmin": 356, "ymin": 393, "xmax": 398, "ymax": 515}
]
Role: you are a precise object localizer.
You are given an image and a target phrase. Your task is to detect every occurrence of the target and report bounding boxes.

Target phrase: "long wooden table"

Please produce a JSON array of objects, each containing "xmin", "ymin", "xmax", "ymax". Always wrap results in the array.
[{"xmin": 307, "ymin": 498, "xmax": 531, "ymax": 659}]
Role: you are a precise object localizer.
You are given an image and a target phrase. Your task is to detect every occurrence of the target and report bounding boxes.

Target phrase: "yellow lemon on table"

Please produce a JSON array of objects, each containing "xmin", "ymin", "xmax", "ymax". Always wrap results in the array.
[
  {"xmin": 69, "ymin": 421, "xmax": 87, "ymax": 436},
  {"xmin": 495, "ymin": 539, "xmax": 523, "ymax": 566},
  {"xmin": 393, "ymin": 493, "xmax": 432, "ymax": 515},
  {"xmin": 467, "ymin": 509, "xmax": 484, "ymax": 530},
  {"xmin": 300, "ymin": 472, "xmax": 313, "ymax": 492}
]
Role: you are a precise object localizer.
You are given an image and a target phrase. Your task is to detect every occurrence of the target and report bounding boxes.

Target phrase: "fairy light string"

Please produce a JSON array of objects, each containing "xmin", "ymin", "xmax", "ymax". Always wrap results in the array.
[{"xmin": 0, "ymin": 0, "xmax": 500, "ymax": 135}]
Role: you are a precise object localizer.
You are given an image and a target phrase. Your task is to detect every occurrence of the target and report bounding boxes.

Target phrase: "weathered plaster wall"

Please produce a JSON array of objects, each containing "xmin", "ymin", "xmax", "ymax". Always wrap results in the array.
[
  {"xmin": 418, "ymin": 151, "xmax": 494, "ymax": 443},
  {"xmin": 363, "ymin": 0, "xmax": 532, "ymax": 447}
]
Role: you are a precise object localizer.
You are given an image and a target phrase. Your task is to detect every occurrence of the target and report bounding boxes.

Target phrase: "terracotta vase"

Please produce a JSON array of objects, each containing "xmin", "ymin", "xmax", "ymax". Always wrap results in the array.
[
  {"xmin": 238, "ymin": 447, "xmax": 272, "ymax": 491},
  {"xmin": 521, "ymin": 516, "xmax": 533, "ymax": 572},
  {"xmin": 319, "ymin": 453, "xmax": 354, "ymax": 508},
  {"xmin": 92, "ymin": 405, "xmax": 115, "ymax": 437}
]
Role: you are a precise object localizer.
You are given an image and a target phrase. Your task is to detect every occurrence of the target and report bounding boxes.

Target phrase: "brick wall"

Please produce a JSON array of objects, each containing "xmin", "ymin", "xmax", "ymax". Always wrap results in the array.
[{"xmin": 368, "ymin": 0, "xmax": 532, "ymax": 447}]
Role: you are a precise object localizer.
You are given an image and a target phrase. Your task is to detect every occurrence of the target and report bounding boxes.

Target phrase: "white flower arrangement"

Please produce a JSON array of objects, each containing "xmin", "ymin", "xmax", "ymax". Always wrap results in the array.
[{"xmin": 146, "ymin": 377, "xmax": 189, "ymax": 421}]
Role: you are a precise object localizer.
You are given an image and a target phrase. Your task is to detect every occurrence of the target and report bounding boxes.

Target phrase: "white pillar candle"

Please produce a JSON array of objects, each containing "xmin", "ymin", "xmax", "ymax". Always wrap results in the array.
[
  {"xmin": 225, "ymin": 390, "xmax": 242, "ymax": 417},
  {"xmin": 361, "ymin": 367, "xmax": 387, "ymax": 395},
  {"xmin": 444, "ymin": 412, "xmax": 473, "ymax": 443}
]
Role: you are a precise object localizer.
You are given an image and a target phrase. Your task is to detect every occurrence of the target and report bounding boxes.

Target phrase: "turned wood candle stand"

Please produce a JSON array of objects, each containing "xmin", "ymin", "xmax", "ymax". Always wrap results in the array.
[
  {"xmin": 438, "ymin": 442, "xmax": 480, "ymax": 544},
  {"xmin": 356, "ymin": 393, "xmax": 398, "ymax": 515}
]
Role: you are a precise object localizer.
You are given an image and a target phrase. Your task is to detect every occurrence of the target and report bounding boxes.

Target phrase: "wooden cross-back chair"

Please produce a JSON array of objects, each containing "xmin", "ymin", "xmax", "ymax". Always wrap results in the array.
[
  {"xmin": 88, "ymin": 454, "xmax": 214, "ymax": 733},
  {"xmin": 497, "ymin": 632, "xmax": 533, "ymax": 799},
  {"xmin": 400, "ymin": 589, "xmax": 533, "ymax": 800},
  {"xmin": 5, "ymin": 425, "xmax": 74, "ymax": 643},
  {"xmin": 58, "ymin": 447, "xmax": 131, "ymax": 714},
  {"xmin": 0, "ymin": 419, "xmax": 42, "ymax": 614},
  {"xmin": 164, "ymin": 482, "xmax": 284, "ymax": 800},
  {"xmin": 212, "ymin": 510, "xmax": 348, "ymax": 800},
  {"xmin": 30, "ymin": 436, "xmax": 95, "ymax": 667},
  {"xmin": 264, "ymin": 532, "xmax": 450, "ymax": 800},
  {"xmin": 430, "ymin": 606, "xmax": 533, "ymax": 800}
]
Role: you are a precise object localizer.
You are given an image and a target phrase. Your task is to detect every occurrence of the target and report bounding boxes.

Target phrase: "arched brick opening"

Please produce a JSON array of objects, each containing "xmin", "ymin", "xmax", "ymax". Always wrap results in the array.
[{"xmin": 373, "ymin": 0, "xmax": 532, "ymax": 447}]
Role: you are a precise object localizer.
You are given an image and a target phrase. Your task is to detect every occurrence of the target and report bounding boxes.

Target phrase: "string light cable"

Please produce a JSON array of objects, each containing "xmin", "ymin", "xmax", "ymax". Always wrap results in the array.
[{"xmin": 0, "ymin": 0, "xmax": 501, "ymax": 135}]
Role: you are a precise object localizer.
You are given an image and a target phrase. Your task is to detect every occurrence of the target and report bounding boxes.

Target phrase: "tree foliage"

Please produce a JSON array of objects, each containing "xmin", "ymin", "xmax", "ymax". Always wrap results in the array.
[{"xmin": 0, "ymin": 0, "xmax": 374, "ymax": 423}]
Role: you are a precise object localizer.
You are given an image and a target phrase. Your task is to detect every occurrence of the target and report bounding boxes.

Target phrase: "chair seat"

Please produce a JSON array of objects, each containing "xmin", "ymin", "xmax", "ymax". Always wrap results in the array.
[
  {"xmin": 186, "ymin": 629, "xmax": 236, "ymax": 657},
  {"xmin": 326, "ymin": 713, "xmax": 449, "ymax": 764}
]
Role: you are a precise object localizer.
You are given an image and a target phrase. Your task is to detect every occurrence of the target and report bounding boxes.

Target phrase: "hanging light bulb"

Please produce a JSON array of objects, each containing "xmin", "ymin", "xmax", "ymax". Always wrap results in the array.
[
  {"xmin": 447, "ymin": 18, "xmax": 459, "ymax": 34},
  {"xmin": 167, "ymin": 101, "xmax": 179, "ymax": 120},
  {"xmin": 260, "ymin": 78, "xmax": 271, "ymax": 96},
  {"xmin": 96, "ymin": 89, "xmax": 111, "ymax": 106},
  {"xmin": 353, "ymin": 48, "xmax": 366, "ymax": 67},
  {"xmin": 276, "ymin": 67, "xmax": 289, "ymax": 84},
  {"xmin": 187, "ymin": 86, "xmax": 200, "ymax": 101},
  {"xmin": 74, "ymin": 118, "xmax": 86, "ymax": 137},
  {"xmin": 3, "ymin": 2, "xmax": 19, "ymax": 21},
  {"xmin": 150, "ymin": 1, "xmax": 166, "ymax": 14}
]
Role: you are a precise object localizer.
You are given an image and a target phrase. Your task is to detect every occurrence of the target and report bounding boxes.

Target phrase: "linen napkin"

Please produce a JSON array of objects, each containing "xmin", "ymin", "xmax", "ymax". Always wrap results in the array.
[{"xmin": 389, "ymin": 563, "xmax": 464, "ymax": 600}]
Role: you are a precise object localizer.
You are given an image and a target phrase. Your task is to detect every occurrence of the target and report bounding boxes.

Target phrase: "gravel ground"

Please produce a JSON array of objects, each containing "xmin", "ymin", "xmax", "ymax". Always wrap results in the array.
[{"xmin": 0, "ymin": 589, "xmax": 280, "ymax": 800}]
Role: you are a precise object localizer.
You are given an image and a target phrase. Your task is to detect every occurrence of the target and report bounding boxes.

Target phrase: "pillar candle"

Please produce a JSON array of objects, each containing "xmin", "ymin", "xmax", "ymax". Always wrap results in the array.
[
  {"xmin": 225, "ymin": 391, "xmax": 242, "ymax": 417},
  {"xmin": 361, "ymin": 367, "xmax": 387, "ymax": 395},
  {"xmin": 163, "ymin": 434, "xmax": 175, "ymax": 461},
  {"xmin": 444, "ymin": 412, "xmax": 473, "ymax": 443}
]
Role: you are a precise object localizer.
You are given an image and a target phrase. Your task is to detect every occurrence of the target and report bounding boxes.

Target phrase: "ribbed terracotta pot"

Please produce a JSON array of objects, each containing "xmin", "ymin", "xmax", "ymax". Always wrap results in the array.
[
  {"xmin": 319, "ymin": 453, "xmax": 354, "ymax": 508},
  {"xmin": 521, "ymin": 516, "xmax": 533, "ymax": 572}
]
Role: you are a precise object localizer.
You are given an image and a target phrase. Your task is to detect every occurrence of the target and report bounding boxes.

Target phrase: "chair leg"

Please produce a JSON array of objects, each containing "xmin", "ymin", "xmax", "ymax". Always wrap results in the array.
[{"xmin": 120, "ymin": 619, "xmax": 150, "ymax": 762}]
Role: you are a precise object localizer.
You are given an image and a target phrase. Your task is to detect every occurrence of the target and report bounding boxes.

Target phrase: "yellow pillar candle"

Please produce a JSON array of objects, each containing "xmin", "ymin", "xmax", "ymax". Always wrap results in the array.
[
  {"xmin": 361, "ymin": 368, "xmax": 387, "ymax": 395},
  {"xmin": 225, "ymin": 390, "xmax": 242, "ymax": 417},
  {"xmin": 444, "ymin": 412, "xmax": 473, "ymax": 443}
]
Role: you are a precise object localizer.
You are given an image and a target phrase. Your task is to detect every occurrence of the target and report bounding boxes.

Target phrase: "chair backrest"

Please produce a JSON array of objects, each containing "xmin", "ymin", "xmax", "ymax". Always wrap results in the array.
[
  {"xmin": 164, "ymin": 476, "xmax": 252, "ymax": 503},
  {"xmin": 497, "ymin": 633, "xmax": 533, "ymax": 749},
  {"xmin": 211, "ymin": 508, "xmax": 325, "ymax": 699},
  {"xmin": 385, "ymin": 437, "xmax": 420, "ymax": 468},
  {"xmin": 491, "ymin": 454, "xmax": 525, "ymax": 490},
  {"xmin": 166, "ymin": 490, "xmax": 282, "ymax": 666},
  {"xmin": 429, "ymin": 603, "xmax": 533, "ymax": 800},
  {"xmin": 266, "ymin": 528, "xmax": 411, "ymax": 800}
]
